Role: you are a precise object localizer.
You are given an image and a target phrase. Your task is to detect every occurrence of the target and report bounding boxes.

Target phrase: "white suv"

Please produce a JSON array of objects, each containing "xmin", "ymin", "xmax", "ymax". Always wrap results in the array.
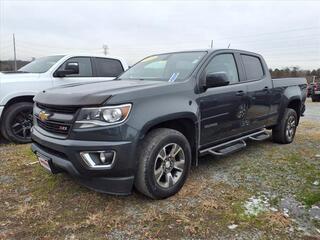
[{"xmin": 0, "ymin": 54, "xmax": 128, "ymax": 143}]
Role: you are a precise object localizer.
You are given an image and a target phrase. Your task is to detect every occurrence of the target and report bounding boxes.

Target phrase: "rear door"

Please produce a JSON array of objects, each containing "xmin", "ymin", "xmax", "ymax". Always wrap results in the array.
[
  {"xmin": 240, "ymin": 54, "xmax": 272, "ymax": 130},
  {"xmin": 92, "ymin": 57, "xmax": 125, "ymax": 80},
  {"xmin": 198, "ymin": 52, "xmax": 248, "ymax": 147},
  {"xmin": 53, "ymin": 57, "xmax": 94, "ymax": 86}
]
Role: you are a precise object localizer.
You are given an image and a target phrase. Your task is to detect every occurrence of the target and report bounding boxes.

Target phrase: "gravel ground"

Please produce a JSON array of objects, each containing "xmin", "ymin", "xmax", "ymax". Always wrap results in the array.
[
  {"xmin": 0, "ymin": 100, "xmax": 319, "ymax": 239},
  {"xmin": 304, "ymin": 98, "xmax": 320, "ymax": 121}
]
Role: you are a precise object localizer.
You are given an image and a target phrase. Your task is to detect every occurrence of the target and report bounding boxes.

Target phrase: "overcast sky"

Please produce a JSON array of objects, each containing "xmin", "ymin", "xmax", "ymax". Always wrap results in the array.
[{"xmin": 0, "ymin": 0, "xmax": 319, "ymax": 69}]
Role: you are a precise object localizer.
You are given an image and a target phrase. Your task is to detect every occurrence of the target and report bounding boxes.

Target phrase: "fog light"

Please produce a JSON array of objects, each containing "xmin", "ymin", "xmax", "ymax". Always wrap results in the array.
[
  {"xmin": 80, "ymin": 150, "xmax": 116, "ymax": 169},
  {"xmin": 100, "ymin": 152, "xmax": 106, "ymax": 163}
]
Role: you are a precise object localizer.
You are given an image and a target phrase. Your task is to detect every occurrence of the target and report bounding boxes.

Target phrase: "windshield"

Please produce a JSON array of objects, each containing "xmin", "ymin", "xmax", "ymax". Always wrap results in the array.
[
  {"xmin": 118, "ymin": 51, "xmax": 207, "ymax": 82},
  {"xmin": 19, "ymin": 55, "xmax": 65, "ymax": 73}
]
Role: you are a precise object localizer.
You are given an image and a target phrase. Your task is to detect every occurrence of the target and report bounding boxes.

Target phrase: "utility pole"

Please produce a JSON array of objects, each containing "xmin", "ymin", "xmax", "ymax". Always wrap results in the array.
[
  {"xmin": 102, "ymin": 44, "xmax": 108, "ymax": 55},
  {"xmin": 13, "ymin": 33, "xmax": 17, "ymax": 71},
  {"xmin": 210, "ymin": 40, "xmax": 214, "ymax": 49}
]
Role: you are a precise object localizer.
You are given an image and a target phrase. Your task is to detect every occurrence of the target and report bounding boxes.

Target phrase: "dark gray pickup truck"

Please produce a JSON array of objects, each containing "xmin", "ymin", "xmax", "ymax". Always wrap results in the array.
[{"xmin": 31, "ymin": 49, "xmax": 307, "ymax": 199}]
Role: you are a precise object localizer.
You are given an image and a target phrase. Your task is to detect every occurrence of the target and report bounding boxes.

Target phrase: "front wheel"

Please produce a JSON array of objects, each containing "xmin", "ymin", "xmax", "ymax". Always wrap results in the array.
[
  {"xmin": 135, "ymin": 128, "xmax": 191, "ymax": 199},
  {"xmin": 272, "ymin": 108, "xmax": 297, "ymax": 144},
  {"xmin": 1, "ymin": 102, "xmax": 33, "ymax": 144}
]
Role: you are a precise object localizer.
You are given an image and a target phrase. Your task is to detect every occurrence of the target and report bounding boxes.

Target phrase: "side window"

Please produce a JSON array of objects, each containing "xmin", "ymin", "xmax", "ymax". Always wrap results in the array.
[
  {"xmin": 241, "ymin": 55, "xmax": 264, "ymax": 81},
  {"xmin": 58, "ymin": 57, "xmax": 92, "ymax": 77},
  {"xmin": 95, "ymin": 58, "xmax": 124, "ymax": 77},
  {"xmin": 205, "ymin": 54, "xmax": 239, "ymax": 84}
]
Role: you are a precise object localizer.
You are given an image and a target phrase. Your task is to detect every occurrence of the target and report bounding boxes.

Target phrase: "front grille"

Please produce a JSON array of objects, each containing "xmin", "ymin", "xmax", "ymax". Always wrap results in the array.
[
  {"xmin": 35, "ymin": 103, "xmax": 79, "ymax": 137},
  {"xmin": 37, "ymin": 118, "xmax": 71, "ymax": 136},
  {"xmin": 37, "ymin": 103, "xmax": 78, "ymax": 114}
]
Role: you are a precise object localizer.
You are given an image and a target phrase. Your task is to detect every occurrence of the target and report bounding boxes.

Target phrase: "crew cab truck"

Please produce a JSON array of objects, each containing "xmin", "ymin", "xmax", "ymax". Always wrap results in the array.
[
  {"xmin": 310, "ymin": 82, "xmax": 320, "ymax": 102},
  {"xmin": 0, "ymin": 54, "xmax": 128, "ymax": 143},
  {"xmin": 31, "ymin": 49, "xmax": 307, "ymax": 199}
]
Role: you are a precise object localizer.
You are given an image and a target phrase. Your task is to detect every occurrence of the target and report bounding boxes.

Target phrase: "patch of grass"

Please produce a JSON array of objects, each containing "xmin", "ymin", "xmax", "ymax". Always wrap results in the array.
[
  {"xmin": 285, "ymin": 153, "xmax": 320, "ymax": 207},
  {"xmin": 299, "ymin": 189, "xmax": 320, "ymax": 207}
]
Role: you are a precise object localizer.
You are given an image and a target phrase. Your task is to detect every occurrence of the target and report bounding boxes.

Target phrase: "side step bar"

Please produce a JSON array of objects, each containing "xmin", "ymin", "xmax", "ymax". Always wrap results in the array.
[{"xmin": 200, "ymin": 130, "xmax": 270, "ymax": 156}]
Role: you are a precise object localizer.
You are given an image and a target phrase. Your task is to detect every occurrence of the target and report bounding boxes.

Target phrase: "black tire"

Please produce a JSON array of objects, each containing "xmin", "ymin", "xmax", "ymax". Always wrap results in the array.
[
  {"xmin": 0, "ymin": 119, "xmax": 10, "ymax": 142},
  {"xmin": 272, "ymin": 108, "xmax": 297, "ymax": 144},
  {"xmin": 1, "ymin": 102, "xmax": 33, "ymax": 144},
  {"xmin": 135, "ymin": 128, "xmax": 191, "ymax": 199}
]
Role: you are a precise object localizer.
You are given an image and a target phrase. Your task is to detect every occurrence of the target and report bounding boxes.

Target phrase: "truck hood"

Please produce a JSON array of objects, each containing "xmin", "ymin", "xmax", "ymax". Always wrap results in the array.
[
  {"xmin": 0, "ymin": 72, "xmax": 41, "ymax": 83},
  {"xmin": 34, "ymin": 79, "xmax": 168, "ymax": 106}
]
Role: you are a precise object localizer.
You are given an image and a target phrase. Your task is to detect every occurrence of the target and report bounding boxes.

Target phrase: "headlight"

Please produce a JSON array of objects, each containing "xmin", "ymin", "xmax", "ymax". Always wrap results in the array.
[{"xmin": 74, "ymin": 104, "xmax": 132, "ymax": 128}]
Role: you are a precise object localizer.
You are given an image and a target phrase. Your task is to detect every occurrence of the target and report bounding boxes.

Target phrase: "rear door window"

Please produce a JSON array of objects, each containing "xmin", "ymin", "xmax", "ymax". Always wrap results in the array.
[
  {"xmin": 241, "ymin": 55, "xmax": 264, "ymax": 81},
  {"xmin": 94, "ymin": 58, "xmax": 124, "ymax": 77}
]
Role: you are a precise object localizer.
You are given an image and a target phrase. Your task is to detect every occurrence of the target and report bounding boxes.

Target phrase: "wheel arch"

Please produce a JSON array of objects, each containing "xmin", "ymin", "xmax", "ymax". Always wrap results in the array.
[
  {"xmin": 139, "ymin": 113, "xmax": 199, "ymax": 166},
  {"xmin": 286, "ymin": 98, "xmax": 302, "ymax": 125},
  {"xmin": 1, "ymin": 95, "xmax": 34, "ymax": 121}
]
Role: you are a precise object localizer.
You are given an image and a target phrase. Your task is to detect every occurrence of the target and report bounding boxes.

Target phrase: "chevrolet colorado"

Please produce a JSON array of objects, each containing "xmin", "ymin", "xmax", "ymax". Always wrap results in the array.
[
  {"xmin": 31, "ymin": 49, "xmax": 307, "ymax": 199},
  {"xmin": 0, "ymin": 54, "xmax": 127, "ymax": 143}
]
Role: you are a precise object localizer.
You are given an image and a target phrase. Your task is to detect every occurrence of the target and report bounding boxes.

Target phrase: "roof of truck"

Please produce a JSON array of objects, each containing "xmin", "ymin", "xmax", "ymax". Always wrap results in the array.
[
  {"xmin": 159, "ymin": 48, "xmax": 262, "ymax": 55},
  {"xmin": 61, "ymin": 53, "xmax": 126, "ymax": 60}
]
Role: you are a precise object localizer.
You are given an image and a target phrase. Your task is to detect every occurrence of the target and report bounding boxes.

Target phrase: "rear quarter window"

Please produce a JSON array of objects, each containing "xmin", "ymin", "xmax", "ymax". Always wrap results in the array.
[
  {"xmin": 95, "ymin": 58, "xmax": 124, "ymax": 77},
  {"xmin": 241, "ymin": 54, "xmax": 264, "ymax": 81}
]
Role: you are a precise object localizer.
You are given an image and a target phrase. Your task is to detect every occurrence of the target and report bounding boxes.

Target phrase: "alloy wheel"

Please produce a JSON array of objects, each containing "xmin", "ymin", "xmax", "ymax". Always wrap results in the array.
[
  {"xmin": 10, "ymin": 110, "xmax": 33, "ymax": 141},
  {"xmin": 286, "ymin": 115, "xmax": 296, "ymax": 141},
  {"xmin": 153, "ymin": 143, "xmax": 185, "ymax": 188}
]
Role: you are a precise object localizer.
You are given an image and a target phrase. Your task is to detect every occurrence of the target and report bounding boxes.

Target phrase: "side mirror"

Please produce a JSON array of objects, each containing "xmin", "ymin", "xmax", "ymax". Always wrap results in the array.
[
  {"xmin": 54, "ymin": 62, "xmax": 79, "ymax": 77},
  {"xmin": 205, "ymin": 72, "xmax": 230, "ymax": 88}
]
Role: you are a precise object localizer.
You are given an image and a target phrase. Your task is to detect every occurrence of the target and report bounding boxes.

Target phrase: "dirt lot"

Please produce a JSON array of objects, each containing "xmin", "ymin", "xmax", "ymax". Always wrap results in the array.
[{"xmin": 1, "ymin": 100, "xmax": 319, "ymax": 239}]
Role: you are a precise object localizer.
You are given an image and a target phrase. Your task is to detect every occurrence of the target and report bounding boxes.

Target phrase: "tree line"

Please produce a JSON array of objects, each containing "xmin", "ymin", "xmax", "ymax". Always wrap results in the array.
[
  {"xmin": 0, "ymin": 60, "xmax": 31, "ymax": 72},
  {"xmin": 269, "ymin": 67, "xmax": 320, "ymax": 83}
]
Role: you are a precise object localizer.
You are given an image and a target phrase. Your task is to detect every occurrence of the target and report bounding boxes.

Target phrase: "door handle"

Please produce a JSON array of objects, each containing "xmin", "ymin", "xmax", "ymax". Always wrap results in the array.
[
  {"xmin": 263, "ymin": 86, "xmax": 269, "ymax": 91},
  {"xmin": 236, "ymin": 90, "xmax": 245, "ymax": 96}
]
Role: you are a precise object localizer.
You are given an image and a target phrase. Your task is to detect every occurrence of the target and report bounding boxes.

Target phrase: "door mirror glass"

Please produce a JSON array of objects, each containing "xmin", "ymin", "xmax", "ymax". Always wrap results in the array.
[
  {"xmin": 65, "ymin": 62, "xmax": 79, "ymax": 74},
  {"xmin": 206, "ymin": 72, "xmax": 230, "ymax": 88}
]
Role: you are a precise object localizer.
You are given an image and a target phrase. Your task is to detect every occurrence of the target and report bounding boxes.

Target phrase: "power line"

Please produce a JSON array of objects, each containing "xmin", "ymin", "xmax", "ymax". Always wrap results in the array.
[{"xmin": 212, "ymin": 26, "xmax": 320, "ymax": 41}]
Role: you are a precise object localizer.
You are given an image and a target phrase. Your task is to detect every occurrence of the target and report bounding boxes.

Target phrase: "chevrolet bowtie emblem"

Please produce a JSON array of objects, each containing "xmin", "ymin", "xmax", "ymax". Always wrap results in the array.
[{"xmin": 39, "ymin": 111, "xmax": 50, "ymax": 121}]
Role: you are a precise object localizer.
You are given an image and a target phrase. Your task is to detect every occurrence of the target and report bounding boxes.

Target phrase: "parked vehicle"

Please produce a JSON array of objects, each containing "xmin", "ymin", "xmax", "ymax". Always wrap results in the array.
[
  {"xmin": 307, "ymin": 83, "xmax": 314, "ymax": 97},
  {"xmin": 0, "ymin": 54, "xmax": 128, "ymax": 143},
  {"xmin": 31, "ymin": 49, "xmax": 307, "ymax": 199},
  {"xmin": 310, "ymin": 82, "xmax": 320, "ymax": 102}
]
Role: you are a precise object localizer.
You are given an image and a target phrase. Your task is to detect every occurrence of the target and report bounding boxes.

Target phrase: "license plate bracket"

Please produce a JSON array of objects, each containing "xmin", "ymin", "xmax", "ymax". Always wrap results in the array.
[{"xmin": 37, "ymin": 153, "xmax": 52, "ymax": 173}]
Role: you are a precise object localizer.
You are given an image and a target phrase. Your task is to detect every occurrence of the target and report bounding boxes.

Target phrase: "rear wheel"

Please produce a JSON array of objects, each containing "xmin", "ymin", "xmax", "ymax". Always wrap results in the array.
[
  {"xmin": 135, "ymin": 128, "xmax": 191, "ymax": 199},
  {"xmin": 1, "ymin": 102, "xmax": 33, "ymax": 144},
  {"xmin": 272, "ymin": 108, "xmax": 297, "ymax": 144}
]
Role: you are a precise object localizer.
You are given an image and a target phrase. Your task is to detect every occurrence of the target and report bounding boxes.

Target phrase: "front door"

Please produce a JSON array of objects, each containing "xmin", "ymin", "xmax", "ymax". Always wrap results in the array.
[{"xmin": 198, "ymin": 53, "xmax": 247, "ymax": 147}]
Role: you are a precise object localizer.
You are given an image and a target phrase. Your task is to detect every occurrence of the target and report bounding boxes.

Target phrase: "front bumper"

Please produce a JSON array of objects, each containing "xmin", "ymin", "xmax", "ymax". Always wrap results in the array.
[{"xmin": 31, "ymin": 127, "xmax": 137, "ymax": 195}]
